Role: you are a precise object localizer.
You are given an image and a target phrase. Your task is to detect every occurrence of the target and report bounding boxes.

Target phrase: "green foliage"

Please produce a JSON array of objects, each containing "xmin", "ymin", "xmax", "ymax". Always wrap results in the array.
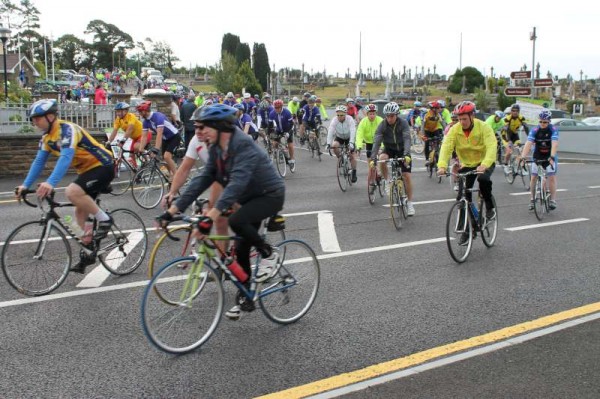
[
  {"xmin": 84, "ymin": 20, "xmax": 134, "ymax": 68},
  {"xmin": 235, "ymin": 42, "xmax": 251, "ymax": 67},
  {"xmin": 233, "ymin": 60, "xmax": 262, "ymax": 95},
  {"xmin": 497, "ymin": 90, "xmax": 515, "ymax": 111},
  {"xmin": 54, "ymin": 34, "xmax": 89, "ymax": 70},
  {"xmin": 214, "ymin": 52, "xmax": 238, "ymax": 93},
  {"xmin": 252, "ymin": 43, "xmax": 270, "ymax": 92},
  {"xmin": 566, "ymin": 99, "xmax": 584, "ymax": 113},
  {"xmin": 474, "ymin": 88, "xmax": 490, "ymax": 112},
  {"xmin": 448, "ymin": 67, "xmax": 485, "ymax": 94},
  {"xmin": 18, "ymin": 124, "xmax": 35, "ymax": 133},
  {"xmin": 9, "ymin": 114, "xmax": 22, "ymax": 122},
  {"xmin": 221, "ymin": 33, "xmax": 240, "ymax": 58}
]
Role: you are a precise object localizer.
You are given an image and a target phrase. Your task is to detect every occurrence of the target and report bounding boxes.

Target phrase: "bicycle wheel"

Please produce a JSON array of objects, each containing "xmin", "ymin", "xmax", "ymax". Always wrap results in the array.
[
  {"xmin": 367, "ymin": 167, "xmax": 377, "ymax": 204},
  {"xmin": 336, "ymin": 156, "xmax": 348, "ymax": 192},
  {"xmin": 98, "ymin": 209, "xmax": 148, "ymax": 275},
  {"xmin": 504, "ymin": 157, "xmax": 516, "ymax": 184},
  {"xmin": 132, "ymin": 165, "xmax": 166, "ymax": 209},
  {"xmin": 378, "ymin": 173, "xmax": 386, "ymax": 197},
  {"xmin": 428, "ymin": 152, "xmax": 434, "ymax": 178},
  {"xmin": 390, "ymin": 182, "xmax": 403, "ymax": 230},
  {"xmin": 446, "ymin": 201, "xmax": 473, "ymax": 263},
  {"xmin": 148, "ymin": 225, "xmax": 194, "ymax": 278},
  {"xmin": 533, "ymin": 177, "xmax": 546, "ymax": 221},
  {"xmin": 480, "ymin": 197, "xmax": 498, "ymax": 248},
  {"xmin": 318, "ymin": 126, "xmax": 328, "ymax": 146},
  {"xmin": 110, "ymin": 158, "xmax": 135, "ymax": 196},
  {"xmin": 259, "ymin": 239, "xmax": 320, "ymax": 324},
  {"xmin": 398, "ymin": 180, "xmax": 408, "ymax": 220},
  {"xmin": 275, "ymin": 148, "xmax": 287, "ymax": 177},
  {"xmin": 411, "ymin": 132, "xmax": 424, "ymax": 154},
  {"xmin": 518, "ymin": 162, "xmax": 530, "ymax": 190},
  {"xmin": 141, "ymin": 257, "xmax": 224, "ymax": 354},
  {"xmin": 1, "ymin": 220, "xmax": 71, "ymax": 296},
  {"xmin": 345, "ymin": 159, "xmax": 353, "ymax": 186}
]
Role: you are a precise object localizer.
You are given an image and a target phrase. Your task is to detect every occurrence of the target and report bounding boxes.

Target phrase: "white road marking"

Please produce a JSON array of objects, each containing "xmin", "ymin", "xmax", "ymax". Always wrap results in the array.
[
  {"xmin": 504, "ymin": 218, "xmax": 589, "ymax": 231},
  {"xmin": 510, "ymin": 189, "xmax": 567, "ymax": 196},
  {"xmin": 588, "ymin": 185, "xmax": 600, "ymax": 189},
  {"xmin": 383, "ymin": 198, "xmax": 455, "ymax": 207},
  {"xmin": 283, "ymin": 210, "xmax": 331, "ymax": 217},
  {"xmin": 317, "ymin": 212, "xmax": 341, "ymax": 252}
]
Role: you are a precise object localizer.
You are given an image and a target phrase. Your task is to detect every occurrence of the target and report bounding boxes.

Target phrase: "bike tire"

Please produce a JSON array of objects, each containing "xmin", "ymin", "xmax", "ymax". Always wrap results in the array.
[
  {"xmin": 1, "ymin": 220, "xmax": 71, "ymax": 296},
  {"xmin": 411, "ymin": 131, "xmax": 424, "ymax": 154},
  {"xmin": 390, "ymin": 182, "xmax": 403, "ymax": 230},
  {"xmin": 110, "ymin": 158, "xmax": 135, "ymax": 196},
  {"xmin": 318, "ymin": 126, "xmax": 328, "ymax": 146},
  {"xmin": 367, "ymin": 167, "xmax": 376, "ymax": 204},
  {"xmin": 519, "ymin": 162, "xmax": 530, "ymax": 190},
  {"xmin": 533, "ymin": 177, "xmax": 546, "ymax": 221},
  {"xmin": 446, "ymin": 201, "xmax": 473, "ymax": 263},
  {"xmin": 504, "ymin": 158, "xmax": 516, "ymax": 184},
  {"xmin": 259, "ymin": 239, "xmax": 320, "ymax": 324},
  {"xmin": 98, "ymin": 209, "xmax": 148, "ymax": 275},
  {"xmin": 275, "ymin": 148, "xmax": 287, "ymax": 178},
  {"xmin": 480, "ymin": 196, "xmax": 498, "ymax": 248},
  {"xmin": 141, "ymin": 256, "xmax": 223, "ymax": 354},
  {"xmin": 337, "ymin": 156, "xmax": 348, "ymax": 192},
  {"xmin": 132, "ymin": 165, "xmax": 166, "ymax": 210}
]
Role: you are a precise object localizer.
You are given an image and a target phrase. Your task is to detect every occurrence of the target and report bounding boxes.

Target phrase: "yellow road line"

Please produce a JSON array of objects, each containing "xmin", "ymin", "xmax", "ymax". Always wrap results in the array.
[{"xmin": 256, "ymin": 301, "xmax": 600, "ymax": 399}]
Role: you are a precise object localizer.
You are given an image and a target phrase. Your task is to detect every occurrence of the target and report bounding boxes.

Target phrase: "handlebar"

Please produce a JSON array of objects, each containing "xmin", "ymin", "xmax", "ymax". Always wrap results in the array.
[{"xmin": 16, "ymin": 188, "xmax": 62, "ymax": 208}]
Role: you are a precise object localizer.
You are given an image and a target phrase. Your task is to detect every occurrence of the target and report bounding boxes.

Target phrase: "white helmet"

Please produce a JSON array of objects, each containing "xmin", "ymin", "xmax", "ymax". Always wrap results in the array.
[
  {"xmin": 335, "ymin": 105, "xmax": 347, "ymax": 113},
  {"xmin": 345, "ymin": 97, "xmax": 354, "ymax": 103},
  {"xmin": 292, "ymin": 96, "xmax": 299, "ymax": 102},
  {"xmin": 243, "ymin": 92, "xmax": 251, "ymax": 99},
  {"xmin": 383, "ymin": 102, "xmax": 400, "ymax": 115},
  {"xmin": 438, "ymin": 100, "xmax": 446, "ymax": 107},
  {"xmin": 226, "ymin": 92, "xmax": 234, "ymax": 98}
]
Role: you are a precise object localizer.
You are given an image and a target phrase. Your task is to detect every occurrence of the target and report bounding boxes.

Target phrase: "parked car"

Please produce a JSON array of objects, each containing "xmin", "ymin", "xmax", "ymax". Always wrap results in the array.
[
  {"xmin": 582, "ymin": 117, "xmax": 600, "ymax": 126},
  {"xmin": 548, "ymin": 118, "xmax": 588, "ymax": 127}
]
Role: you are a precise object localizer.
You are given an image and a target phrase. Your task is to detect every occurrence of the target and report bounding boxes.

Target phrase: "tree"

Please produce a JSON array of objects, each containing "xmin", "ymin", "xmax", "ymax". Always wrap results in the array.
[
  {"xmin": 252, "ymin": 43, "xmax": 270, "ymax": 92},
  {"xmin": 214, "ymin": 52, "xmax": 239, "ymax": 93},
  {"xmin": 496, "ymin": 90, "xmax": 515, "ymax": 111},
  {"xmin": 448, "ymin": 67, "xmax": 485, "ymax": 94},
  {"xmin": 235, "ymin": 42, "xmax": 250, "ymax": 66},
  {"xmin": 233, "ymin": 60, "xmax": 262, "ymax": 96},
  {"xmin": 84, "ymin": 20, "xmax": 134, "ymax": 69},
  {"xmin": 15, "ymin": 0, "xmax": 41, "ymax": 61},
  {"xmin": 54, "ymin": 34, "xmax": 88, "ymax": 70},
  {"xmin": 221, "ymin": 33, "xmax": 240, "ymax": 58}
]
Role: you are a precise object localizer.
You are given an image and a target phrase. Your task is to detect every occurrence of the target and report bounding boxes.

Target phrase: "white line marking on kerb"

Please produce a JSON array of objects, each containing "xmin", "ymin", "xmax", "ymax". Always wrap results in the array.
[
  {"xmin": 505, "ymin": 218, "xmax": 588, "ymax": 231},
  {"xmin": 283, "ymin": 210, "xmax": 331, "ymax": 217},
  {"xmin": 510, "ymin": 189, "xmax": 567, "ymax": 196},
  {"xmin": 318, "ymin": 212, "xmax": 341, "ymax": 252}
]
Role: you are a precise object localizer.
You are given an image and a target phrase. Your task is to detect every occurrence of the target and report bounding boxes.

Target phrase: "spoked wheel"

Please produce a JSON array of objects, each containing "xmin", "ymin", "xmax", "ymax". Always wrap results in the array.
[
  {"xmin": 98, "ymin": 209, "xmax": 148, "ymax": 275},
  {"xmin": 345, "ymin": 160, "xmax": 353, "ymax": 187},
  {"xmin": 480, "ymin": 197, "xmax": 498, "ymax": 248},
  {"xmin": 411, "ymin": 132, "xmax": 424, "ymax": 154},
  {"xmin": 390, "ymin": 182, "xmax": 403, "ymax": 230},
  {"xmin": 446, "ymin": 201, "xmax": 473, "ymax": 263},
  {"xmin": 367, "ymin": 168, "xmax": 377, "ymax": 204},
  {"xmin": 378, "ymin": 175, "xmax": 386, "ymax": 197},
  {"xmin": 259, "ymin": 239, "xmax": 320, "ymax": 324},
  {"xmin": 141, "ymin": 256, "xmax": 224, "ymax": 354},
  {"xmin": 110, "ymin": 158, "xmax": 135, "ymax": 196},
  {"xmin": 533, "ymin": 178, "xmax": 547, "ymax": 221},
  {"xmin": 504, "ymin": 157, "xmax": 516, "ymax": 184},
  {"xmin": 318, "ymin": 126, "xmax": 328, "ymax": 146},
  {"xmin": 132, "ymin": 166, "xmax": 166, "ymax": 209},
  {"xmin": 518, "ymin": 161, "xmax": 530, "ymax": 190},
  {"xmin": 274, "ymin": 148, "xmax": 287, "ymax": 177},
  {"xmin": 337, "ymin": 157, "xmax": 348, "ymax": 192},
  {"xmin": 1, "ymin": 221, "xmax": 71, "ymax": 296}
]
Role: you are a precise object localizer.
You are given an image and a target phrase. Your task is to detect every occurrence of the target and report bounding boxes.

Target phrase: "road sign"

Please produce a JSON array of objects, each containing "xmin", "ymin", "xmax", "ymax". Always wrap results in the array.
[
  {"xmin": 534, "ymin": 78, "xmax": 553, "ymax": 87},
  {"xmin": 504, "ymin": 87, "xmax": 532, "ymax": 96},
  {"xmin": 510, "ymin": 71, "xmax": 532, "ymax": 79}
]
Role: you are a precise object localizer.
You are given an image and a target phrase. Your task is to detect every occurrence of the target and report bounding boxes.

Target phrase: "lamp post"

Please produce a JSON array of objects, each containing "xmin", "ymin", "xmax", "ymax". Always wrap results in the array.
[{"xmin": 0, "ymin": 24, "xmax": 11, "ymax": 103}]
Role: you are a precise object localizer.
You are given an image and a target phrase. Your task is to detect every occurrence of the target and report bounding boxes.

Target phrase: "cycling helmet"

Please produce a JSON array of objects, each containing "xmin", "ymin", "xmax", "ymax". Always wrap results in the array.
[
  {"xmin": 335, "ymin": 105, "xmax": 347, "ymax": 113},
  {"xmin": 494, "ymin": 110, "xmax": 505, "ymax": 118},
  {"xmin": 233, "ymin": 103, "xmax": 245, "ymax": 111},
  {"xmin": 190, "ymin": 106, "xmax": 203, "ymax": 121},
  {"xmin": 307, "ymin": 97, "xmax": 316, "ymax": 104},
  {"xmin": 273, "ymin": 99, "xmax": 284, "ymax": 108},
  {"xmin": 243, "ymin": 92, "xmax": 251, "ymax": 99},
  {"xmin": 365, "ymin": 104, "xmax": 377, "ymax": 113},
  {"xmin": 315, "ymin": 97, "xmax": 322, "ymax": 103},
  {"xmin": 292, "ymin": 96, "xmax": 299, "ymax": 102},
  {"xmin": 310, "ymin": 95, "xmax": 317, "ymax": 101},
  {"xmin": 28, "ymin": 99, "xmax": 58, "ymax": 120},
  {"xmin": 539, "ymin": 109, "xmax": 552, "ymax": 121},
  {"xmin": 428, "ymin": 101, "xmax": 440, "ymax": 108},
  {"xmin": 438, "ymin": 100, "xmax": 446, "ymax": 108},
  {"xmin": 114, "ymin": 102, "xmax": 130, "ymax": 111},
  {"xmin": 263, "ymin": 93, "xmax": 271, "ymax": 99},
  {"xmin": 136, "ymin": 100, "xmax": 152, "ymax": 113},
  {"xmin": 197, "ymin": 103, "xmax": 237, "ymax": 123},
  {"xmin": 258, "ymin": 100, "xmax": 270, "ymax": 110},
  {"xmin": 346, "ymin": 97, "xmax": 354, "ymax": 103},
  {"xmin": 226, "ymin": 92, "xmax": 234, "ymax": 98},
  {"xmin": 254, "ymin": 94, "xmax": 260, "ymax": 100},
  {"xmin": 451, "ymin": 112, "xmax": 459, "ymax": 120},
  {"xmin": 511, "ymin": 104, "xmax": 520, "ymax": 111},
  {"xmin": 303, "ymin": 92, "xmax": 310, "ymax": 98},
  {"xmin": 454, "ymin": 101, "xmax": 476, "ymax": 115},
  {"xmin": 383, "ymin": 102, "xmax": 400, "ymax": 115},
  {"xmin": 204, "ymin": 99, "xmax": 214, "ymax": 106},
  {"xmin": 414, "ymin": 101, "xmax": 422, "ymax": 107}
]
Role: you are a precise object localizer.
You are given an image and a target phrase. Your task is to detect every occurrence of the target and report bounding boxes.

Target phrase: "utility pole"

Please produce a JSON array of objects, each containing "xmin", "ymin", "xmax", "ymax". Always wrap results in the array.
[{"xmin": 530, "ymin": 27, "xmax": 537, "ymax": 98}]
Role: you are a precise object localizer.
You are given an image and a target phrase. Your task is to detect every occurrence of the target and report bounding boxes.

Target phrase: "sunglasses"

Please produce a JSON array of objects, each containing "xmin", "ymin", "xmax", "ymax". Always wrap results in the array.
[
  {"xmin": 336, "ymin": 114, "xmax": 346, "ymax": 117},
  {"xmin": 539, "ymin": 121, "xmax": 549, "ymax": 124},
  {"xmin": 194, "ymin": 124, "xmax": 205, "ymax": 130},
  {"xmin": 385, "ymin": 114, "xmax": 397, "ymax": 118}
]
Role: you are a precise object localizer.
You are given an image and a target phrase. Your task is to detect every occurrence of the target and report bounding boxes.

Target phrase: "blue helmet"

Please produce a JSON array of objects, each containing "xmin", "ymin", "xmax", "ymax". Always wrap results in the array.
[
  {"xmin": 114, "ymin": 102, "xmax": 130, "ymax": 111},
  {"xmin": 494, "ymin": 110, "xmax": 505, "ymax": 118},
  {"xmin": 539, "ymin": 109, "xmax": 552, "ymax": 121},
  {"xmin": 233, "ymin": 103, "xmax": 245, "ymax": 111},
  {"xmin": 198, "ymin": 103, "xmax": 237, "ymax": 123},
  {"xmin": 28, "ymin": 99, "xmax": 58, "ymax": 120},
  {"xmin": 414, "ymin": 101, "xmax": 422, "ymax": 107}
]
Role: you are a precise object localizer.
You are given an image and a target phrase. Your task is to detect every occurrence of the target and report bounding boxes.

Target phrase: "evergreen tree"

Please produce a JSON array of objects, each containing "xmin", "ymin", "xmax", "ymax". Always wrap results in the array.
[
  {"xmin": 234, "ymin": 60, "xmax": 262, "ymax": 96},
  {"xmin": 214, "ymin": 52, "xmax": 239, "ymax": 93},
  {"xmin": 252, "ymin": 43, "xmax": 270, "ymax": 92},
  {"xmin": 235, "ymin": 42, "xmax": 251, "ymax": 67},
  {"xmin": 221, "ymin": 33, "xmax": 240, "ymax": 58}
]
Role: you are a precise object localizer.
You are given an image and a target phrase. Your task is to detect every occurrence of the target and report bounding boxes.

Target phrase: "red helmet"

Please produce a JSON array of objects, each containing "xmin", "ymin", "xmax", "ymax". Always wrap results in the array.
[
  {"xmin": 136, "ymin": 100, "xmax": 152, "ymax": 112},
  {"xmin": 454, "ymin": 101, "xmax": 475, "ymax": 115},
  {"xmin": 429, "ymin": 101, "xmax": 440, "ymax": 108},
  {"xmin": 273, "ymin": 99, "xmax": 284, "ymax": 108},
  {"xmin": 365, "ymin": 103, "xmax": 377, "ymax": 113}
]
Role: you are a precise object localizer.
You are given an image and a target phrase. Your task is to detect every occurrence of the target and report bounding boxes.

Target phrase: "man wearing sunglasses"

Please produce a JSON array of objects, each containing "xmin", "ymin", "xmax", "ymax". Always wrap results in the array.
[
  {"xmin": 502, "ymin": 104, "xmax": 530, "ymax": 174},
  {"xmin": 520, "ymin": 109, "xmax": 559, "ymax": 211}
]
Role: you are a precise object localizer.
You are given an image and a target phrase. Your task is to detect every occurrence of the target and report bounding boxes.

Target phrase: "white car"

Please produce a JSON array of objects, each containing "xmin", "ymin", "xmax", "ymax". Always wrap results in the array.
[
  {"xmin": 582, "ymin": 117, "xmax": 600, "ymax": 126},
  {"xmin": 548, "ymin": 118, "xmax": 588, "ymax": 127}
]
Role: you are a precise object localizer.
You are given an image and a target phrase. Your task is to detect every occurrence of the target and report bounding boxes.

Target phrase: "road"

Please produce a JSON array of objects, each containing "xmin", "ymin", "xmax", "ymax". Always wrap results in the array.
[{"xmin": 0, "ymin": 145, "xmax": 599, "ymax": 398}]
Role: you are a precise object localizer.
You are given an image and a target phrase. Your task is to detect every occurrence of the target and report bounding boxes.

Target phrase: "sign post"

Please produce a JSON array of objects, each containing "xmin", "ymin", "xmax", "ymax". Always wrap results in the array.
[{"xmin": 504, "ymin": 87, "xmax": 532, "ymax": 96}]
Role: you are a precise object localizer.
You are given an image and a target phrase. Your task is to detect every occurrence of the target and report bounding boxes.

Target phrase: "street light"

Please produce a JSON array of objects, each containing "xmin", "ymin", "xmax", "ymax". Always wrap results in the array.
[{"xmin": 0, "ymin": 23, "xmax": 11, "ymax": 103}]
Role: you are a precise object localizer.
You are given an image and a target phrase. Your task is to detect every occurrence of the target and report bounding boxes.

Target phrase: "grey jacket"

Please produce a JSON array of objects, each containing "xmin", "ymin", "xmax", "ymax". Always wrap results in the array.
[
  {"xmin": 176, "ymin": 127, "xmax": 285, "ymax": 214},
  {"xmin": 371, "ymin": 117, "xmax": 411, "ymax": 160}
]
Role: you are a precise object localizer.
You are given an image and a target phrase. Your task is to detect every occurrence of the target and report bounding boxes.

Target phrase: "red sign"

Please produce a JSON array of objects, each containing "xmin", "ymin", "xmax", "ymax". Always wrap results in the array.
[
  {"xmin": 510, "ymin": 71, "xmax": 532, "ymax": 79},
  {"xmin": 504, "ymin": 88, "xmax": 532, "ymax": 96},
  {"xmin": 534, "ymin": 78, "xmax": 553, "ymax": 87}
]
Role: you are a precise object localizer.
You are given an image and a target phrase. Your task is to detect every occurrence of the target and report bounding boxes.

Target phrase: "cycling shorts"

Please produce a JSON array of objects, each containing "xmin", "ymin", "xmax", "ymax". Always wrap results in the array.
[
  {"xmin": 382, "ymin": 148, "xmax": 411, "ymax": 173},
  {"xmin": 161, "ymin": 134, "xmax": 181, "ymax": 155},
  {"xmin": 73, "ymin": 165, "xmax": 115, "ymax": 199}
]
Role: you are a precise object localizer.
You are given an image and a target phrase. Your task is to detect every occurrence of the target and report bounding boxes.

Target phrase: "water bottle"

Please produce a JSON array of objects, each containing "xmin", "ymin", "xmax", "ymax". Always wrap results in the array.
[
  {"xmin": 470, "ymin": 202, "xmax": 479, "ymax": 220},
  {"xmin": 82, "ymin": 218, "xmax": 94, "ymax": 245},
  {"xmin": 226, "ymin": 258, "xmax": 248, "ymax": 283},
  {"xmin": 63, "ymin": 215, "xmax": 83, "ymax": 237}
]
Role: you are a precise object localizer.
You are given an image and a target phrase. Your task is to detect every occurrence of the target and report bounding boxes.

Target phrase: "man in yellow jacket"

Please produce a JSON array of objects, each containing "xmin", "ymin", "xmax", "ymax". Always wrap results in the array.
[{"xmin": 437, "ymin": 101, "xmax": 497, "ymax": 244}]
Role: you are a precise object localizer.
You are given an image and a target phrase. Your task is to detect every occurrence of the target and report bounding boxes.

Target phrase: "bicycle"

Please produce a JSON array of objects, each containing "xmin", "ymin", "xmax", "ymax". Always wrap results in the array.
[
  {"xmin": 270, "ymin": 131, "xmax": 295, "ymax": 177},
  {"xmin": 108, "ymin": 140, "xmax": 148, "ymax": 196},
  {"xmin": 426, "ymin": 137, "xmax": 442, "ymax": 183},
  {"xmin": 141, "ymin": 215, "xmax": 320, "ymax": 354},
  {"xmin": 410, "ymin": 127, "xmax": 424, "ymax": 154},
  {"xmin": 376, "ymin": 157, "xmax": 409, "ymax": 230},
  {"xmin": 316, "ymin": 121, "xmax": 328, "ymax": 146},
  {"xmin": 444, "ymin": 170, "xmax": 498, "ymax": 263},
  {"xmin": 2, "ymin": 188, "xmax": 148, "ymax": 296},
  {"xmin": 527, "ymin": 159, "xmax": 555, "ymax": 221},
  {"xmin": 131, "ymin": 151, "xmax": 177, "ymax": 209},
  {"xmin": 367, "ymin": 161, "xmax": 386, "ymax": 205},
  {"xmin": 332, "ymin": 144, "xmax": 353, "ymax": 192},
  {"xmin": 504, "ymin": 143, "xmax": 529, "ymax": 190},
  {"xmin": 306, "ymin": 127, "xmax": 322, "ymax": 161}
]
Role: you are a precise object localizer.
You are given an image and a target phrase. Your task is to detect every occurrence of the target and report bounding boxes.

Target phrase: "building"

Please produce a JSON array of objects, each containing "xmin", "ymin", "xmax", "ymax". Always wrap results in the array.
[{"xmin": 0, "ymin": 52, "xmax": 41, "ymax": 88}]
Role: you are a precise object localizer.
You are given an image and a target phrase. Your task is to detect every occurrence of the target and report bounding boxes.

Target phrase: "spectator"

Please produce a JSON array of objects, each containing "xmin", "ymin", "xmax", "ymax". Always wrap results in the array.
[
  {"xmin": 181, "ymin": 93, "xmax": 198, "ymax": 149},
  {"xmin": 94, "ymin": 84, "xmax": 107, "ymax": 105}
]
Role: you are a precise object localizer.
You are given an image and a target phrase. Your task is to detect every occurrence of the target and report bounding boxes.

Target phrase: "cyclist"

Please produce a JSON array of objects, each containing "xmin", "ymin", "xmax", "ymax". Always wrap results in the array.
[
  {"xmin": 437, "ymin": 101, "xmax": 498, "ymax": 245},
  {"xmin": 315, "ymin": 97, "xmax": 329, "ymax": 121},
  {"xmin": 158, "ymin": 104, "xmax": 285, "ymax": 320},
  {"xmin": 256, "ymin": 100, "xmax": 273, "ymax": 133},
  {"xmin": 299, "ymin": 96, "xmax": 322, "ymax": 146},
  {"xmin": 438, "ymin": 100, "xmax": 452, "ymax": 124},
  {"xmin": 223, "ymin": 92, "xmax": 236, "ymax": 107},
  {"xmin": 136, "ymin": 100, "xmax": 181, "ymax": 180},
  {"xmin": 407, "ymin": 101, "xmax": 423, "ymax": 129},
  {"xmin": 502, "ymin": 104, "xmax": 530, "ymax": 173},
  {"xmin": 443, "ymin": 112, "xmax": 461, "ymax": 191},
  {"xmin": 356, "ymin": 103, "xmax": 383, "ymax": 159},
  {"xmin": 486, "ymin": 111, "xmax": 505, "ymax": 162},
  {"xmin": 288, "ymin": 96, "xmax": 301, "ymax": 121},
  {"xmin": 345, "ymin": 98, "xmax": 359, "ymax": 123},
  {"xmin": 242, "ymin": 92, "xmax": 256, "ymax": 115},
  {"xmin": 421, "ymin": 100, "xmax": 446, "ymax": 166},
  {"xmin": 234, "ymin": 103, "xmax": 259, "ymax": 140},
  {"xmin": 269, "ymin": 99, "xmax": 296, "ymax": 168},
  {"xmin": 520, "ymin": 109, "xmax": 559, "ymax": 211},
  {"xmin": 327, "ymin": 105, "xmax": 358, "ymax": 183},
  {"xmin": 106, "ymin": 102, "xmax": 150, "ymax": 164},
  {"xmin": 369, "ymin": 102, "xmax": 415, "ymax": 216},
  {"xmin": 17, "ymin": 99, "xmax": 114, "ymax": 273}
]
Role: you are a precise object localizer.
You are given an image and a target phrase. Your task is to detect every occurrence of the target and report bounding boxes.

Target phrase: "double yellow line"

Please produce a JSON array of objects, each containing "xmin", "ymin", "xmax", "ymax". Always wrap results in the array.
[{"xmin": 257, "ymin": 301, "xmax": 600, "ymax": 399}]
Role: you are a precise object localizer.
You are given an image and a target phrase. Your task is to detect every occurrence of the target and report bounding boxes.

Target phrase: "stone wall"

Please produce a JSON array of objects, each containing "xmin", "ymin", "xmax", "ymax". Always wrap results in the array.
[{"xmin": 0, "ymin": 132, "xmax": 107, "ymax": 177}]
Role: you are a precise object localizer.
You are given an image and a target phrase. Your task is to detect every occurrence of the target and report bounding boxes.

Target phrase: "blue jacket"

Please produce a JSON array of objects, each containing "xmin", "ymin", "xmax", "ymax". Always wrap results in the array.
[
  {"xmin": 269, "ymin": 108, "xmax": 294, "ymax": 133},
  {"xmin": 176, "ymin": 127, "xmax": 285, "ymax": 214},
  {"xmin": 302, "ymin": 104, "xmax": 321, "ymax": 124}
]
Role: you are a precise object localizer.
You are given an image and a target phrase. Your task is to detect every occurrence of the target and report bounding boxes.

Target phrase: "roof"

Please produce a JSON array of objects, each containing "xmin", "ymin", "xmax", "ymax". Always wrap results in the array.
[{"xmin": 0, "ymin": 54, "xmax": 40, "ymax": 76}]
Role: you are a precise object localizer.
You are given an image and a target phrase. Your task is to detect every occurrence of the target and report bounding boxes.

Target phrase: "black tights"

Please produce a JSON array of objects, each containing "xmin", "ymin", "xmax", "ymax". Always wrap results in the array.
[{"xmin": 458, "ymin": 165, "xmax": 495, "ymax": 209}]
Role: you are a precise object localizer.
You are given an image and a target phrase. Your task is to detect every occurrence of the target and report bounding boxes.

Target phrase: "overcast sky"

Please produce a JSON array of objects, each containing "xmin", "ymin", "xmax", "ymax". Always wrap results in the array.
[{"xmin": 27, "ymin": 0, "xmax": 600, "ymax": 79}]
